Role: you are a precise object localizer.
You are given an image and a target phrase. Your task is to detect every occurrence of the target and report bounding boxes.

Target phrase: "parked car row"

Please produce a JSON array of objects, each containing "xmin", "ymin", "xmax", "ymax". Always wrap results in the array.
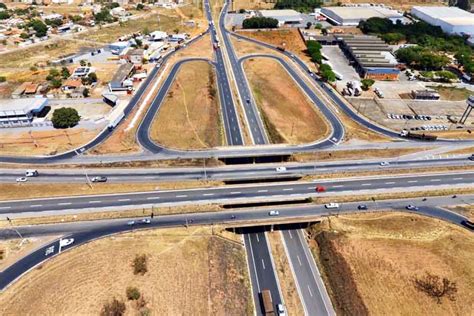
[
  {"xmin": 410, "ymin": 125, "xmax": 448, "ymax": 131},
  {"xmin": 387, "ymin": 113, "xmax": 432, "ymax": 121}
]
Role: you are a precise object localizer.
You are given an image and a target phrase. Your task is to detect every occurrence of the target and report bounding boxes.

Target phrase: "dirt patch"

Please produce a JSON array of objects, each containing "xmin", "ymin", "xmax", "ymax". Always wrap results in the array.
[
  {"xmin": 232, "ymin": 0, "xmax": 274, "ymax": 10},
  {"xmin": 0, "ymin": 128, "xmax": 102, "ymax": 156},
  {"xmin": 307, "ymin": 213, "xmax": 474, "ymax": 315},
  {"xmin": 150, "ymin": 60, "xmax": 224, "ymax": 149},
  {"xmin": 268, "ymin": 232, "xmax": 305, "ymax": 316},
  {"xmin": 0, "ymin": 227, "xmax": 252, "ymax": 315},
  {"xmin": 237, "ymin": 29, "xmax": 311, "ymax": 65},
  {"xmin": 244, "ymin": 57, "xmax": 329, "ymax": 144}
]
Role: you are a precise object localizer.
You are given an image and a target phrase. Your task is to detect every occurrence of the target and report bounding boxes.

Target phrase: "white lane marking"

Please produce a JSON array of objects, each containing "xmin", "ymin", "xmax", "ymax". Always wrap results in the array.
[
  {"xmin": 332, "ymin": 185, "xmax": 344, "ymax": 188},
  {"xmin": 307, "ymin": 285, "xmax": 313, "ymax": 297},
  {"xmin": 203, "ymin": 193, "xmax": 215, "ymax": 196},
  {"xmin": 144, "ymin": 176, "xmax": 155, "ymax": 179},
  {"xmin": 146, "ymin": 197, "xmax": 160, "ymax": 200},
  {"xmin": 407, "ymin": 180, "xmax": 418, "ymax": 183},
  {"xmin": 256, "ymin": 234, "xmax": 260, "ymax": 242},
  {"xmin": 58, "ymin": 202, "xmax": 71, "ymax": 206},
  {"xmin": 30, "ymin": 204, "xmax": 42, "ymax": 207},
  {"xmin": 283, "ymin": 188, "xmax": 293, "ymax": 191},
  {"xmin": 118, "ymin": 199, "xmax": 131, "ymax": 202},
  {"xmin": 297, "ymin": 255, "xmax": 302, "ymax": 266},
  {"xmin": 385, "ymin": 182, "xmax": 395, "ymax": 184},
  {"xmin": 230, "ymin": 191, "xmax": 241, "ymax": 194},
  {"xmin": 89, "ymin": 201, "xmax": 101, "ymax": 204},
  {"xmin": 288, "ymin": 231, "xmax": 293, "ymax": 239},
  {"xmin": 453, "ymin": 177, "xmax": 464, "ymax": 180},
  {"xmin": 0, "ymin": 206, "xmax": 11, "ymax": 209},
  {"xmin": 261, "ymin": 259, "xmax": 266, "ymax": 270},
  {"xmin": 176, "ymin": 195, "xmax": 188, "ymax": 198},
  {"xmin": 362, "ymin": 183, "xmax": 371, "ymax": 186},
  {"xmin": 257, "ymin": 190, "xmax": 268, "ymax": 193},
  {"xmin": 430, "ymin": 179, "xmax": 441, "ymax": 182},
  {"xmin": 307, "ymin": 186, "xmax": 314, "ymax": 190}
]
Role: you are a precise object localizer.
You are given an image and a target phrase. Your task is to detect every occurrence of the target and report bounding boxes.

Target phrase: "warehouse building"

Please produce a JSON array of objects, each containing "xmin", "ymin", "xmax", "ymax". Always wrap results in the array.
[
  {"xmin": 339, "ymin": 35, "xmax": 400, "ymax": 80},
  {"xmin": 108, "ymin": 63, "xmax": 135, "ymax": 92},
  {"xmin": 411, "ymin": 6, "xmax": 474, "ymax": 37},
  {"xmin": 320, "ymin": 6, "xmax": 404, "ymax": 26},
  {"xmin": 257, "ymin": 10, "xmax": 303, "ymax": 26},
  {"xmin": 0, "ymin": 98, "xmax": 48, "ymax": 126}
]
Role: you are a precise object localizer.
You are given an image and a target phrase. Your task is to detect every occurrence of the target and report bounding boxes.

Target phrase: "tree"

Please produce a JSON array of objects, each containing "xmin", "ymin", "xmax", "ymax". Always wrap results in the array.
[
  {"xmin": 51, "ymin": 107, "xmax": 80, "ymax": 129},
  {"xmin": 414, "ymin": 272, "xmax": 457, "ymax": 304},
  {"xmin": 274, "ymin": 0, "xmax": 322, "ymax": 12},
  {"xmin": 242, "ymin": 17, "xmax": 278, "ymax": 29},
  {"xmin": 136, "ymin": 3, "xmax": 144, "ymax": 10},
  {"xmin": 80, "ymin": 59, "xmax": 87, "ymax": 67},
  {"xmin": 100, "ymin": 298, "xmax": 126, "ymax": 316},
  {"xmin": 82, "ymin": 87, "xmax": 90, "ymax": 97},
  {"xmin": 61, "ymin": 67, "xmax": 70, "ymax": 79},
  {"xmin": 306, "ymin": 22, "xmax": 312, "ymax": 29},
  {"xmin": 0, "ymin": 76, "xmax": 6, "ymax": 83},
  {"xmin": 143, "ymin": 27, "xmax": 150, "ymax": 36},
  {"xmin": 45, "ymin": 18, "xmax": 63, "ymax": 27},
  {"xmin": 238, "ymin": 8, "xmax": 246, "ymax": 13},
  {"xmin": 0, "ymin": 3, "xmax": 7, "ymax": 9},
  {"xmin": 319, "ymin": 64, "xmax": 336, "ymax": 82},
  {"xmin": 50, "ymin": 78, "xmax": 62, "ymax": 89},
  {"xmin": 361, "ymin": 79, "xmax": 375, "ymax": 90},
  {"xmin": 0, "ymin": 11, "xmax": 10, "ymax": 20},
  {"xmin": 28, "ymin": 19, "xmax": 48, "ymax": 37},
  {"xmin": 20, "ymin": 32, "xmax": 30, "ymax": 39},
  {"xmin": 94, "ymin": 9, "xmax": 114, "ymax": 24}
]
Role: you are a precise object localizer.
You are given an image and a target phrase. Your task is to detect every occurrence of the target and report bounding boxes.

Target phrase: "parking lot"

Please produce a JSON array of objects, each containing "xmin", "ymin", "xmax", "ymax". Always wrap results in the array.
[{"xmin": 321, "ymin": 46, "xmax": 360, "ymax": 85}]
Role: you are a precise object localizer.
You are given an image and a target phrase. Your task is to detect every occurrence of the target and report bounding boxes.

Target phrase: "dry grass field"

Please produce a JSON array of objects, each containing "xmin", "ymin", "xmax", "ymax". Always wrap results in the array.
[
  {"xmin": 150, "ymin": 60, "xmax": 224, "ymax": 149},
  {"xmin": 0, "ymin": 180, "xmax": 221, "ymax": 201},
  {"xmin": 308, "ymin": 213, "xmax": 474, "ymax": 315},
  {"xmin": 0, "ymin": 128, "xmax": 101, "ymax": 156},
  {"xmin": 0, "ymin": 227, "xmax": 253, "ymax": 315},
  {"xmin": 244, "ymin": 57, "xmax": 329, "ymax": 144},
  {"xmin": 292, "ymin": 147, "xmax": 424, "ymax": 162}
]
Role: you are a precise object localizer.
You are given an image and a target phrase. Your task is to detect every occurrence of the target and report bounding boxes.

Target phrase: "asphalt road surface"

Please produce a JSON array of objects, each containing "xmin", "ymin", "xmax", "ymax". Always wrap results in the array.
[
  {"xmin": 281, "ymin": 229, "xmax": 335, "ymax": 316},
  {"xmin": 2, "ymin": 171, "xmax": 473, "ymax": 217},
  {"xmin": 1, "ymin": 197, "xmax": 472, "ymax": 291}
]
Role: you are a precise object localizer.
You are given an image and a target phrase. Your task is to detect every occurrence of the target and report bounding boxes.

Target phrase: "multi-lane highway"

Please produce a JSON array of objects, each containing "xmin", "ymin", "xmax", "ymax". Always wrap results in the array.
[
  {"xmin": 1, "ymin": 196, "xmax": 472, "ymax": 291},
  {"xmin": 2, "ymin": 171, "xmax": 473, "ymax": 217}
]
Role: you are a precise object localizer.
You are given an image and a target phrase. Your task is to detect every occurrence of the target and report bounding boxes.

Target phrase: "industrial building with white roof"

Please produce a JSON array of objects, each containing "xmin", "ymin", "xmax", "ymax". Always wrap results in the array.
[
  {"xmin": 411, "ymin": 6, "xmax": 474, "ymax": 37},
  {"xmin": 320, "ymin": 6, "xmax": 404, "ymax": 26}
]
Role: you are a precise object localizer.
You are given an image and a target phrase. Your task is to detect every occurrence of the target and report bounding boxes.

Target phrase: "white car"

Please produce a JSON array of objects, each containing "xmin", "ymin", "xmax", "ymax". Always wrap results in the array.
[
  {"xmin": 16, "ymin": 177, "xmax": 28, "ymax": 182},
  {"xmin": 268, "ymin": 210, "xmax": 280, "ymax": 216},
  {"xmin": 380, "ymin": 161, "xmax": 390, "ymax": 166},
  {"xmin": 325, "ymin": 202, "xmax": 340, "ymax": 209},
  {"xmin": 276, "ymin": 167, "xmax": 287, "ymax": 172},
  {"xmin": 277, "ymin": 304, "xmax": 286, "ymax": 316}
]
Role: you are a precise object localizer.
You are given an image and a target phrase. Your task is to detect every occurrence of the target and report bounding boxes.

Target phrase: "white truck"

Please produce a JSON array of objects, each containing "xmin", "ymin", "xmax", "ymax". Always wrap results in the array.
[{"xmin": 108, "ymin": 110, "xmax": 125, "ymax": 130}]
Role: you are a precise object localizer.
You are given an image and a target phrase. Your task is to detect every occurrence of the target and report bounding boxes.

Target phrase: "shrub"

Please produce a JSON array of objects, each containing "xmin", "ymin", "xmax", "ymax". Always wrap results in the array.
[
  {"xmin": 100, "ymin": 298, "xmax": 126, "ymax": 316},
  {"xmin": 414, "ymin": 272, "xmax": 457, "ymax": 304},
  {"xmin": 361, "ymin": 79, "xmax": 375, "ymax": 90},
  {"xmin": 242, "ymin": 17, "xmax": 278, "ymax": 29},
  {"xmin": 0, "ymin": 76, "xmax": 6, "ymax": 83},
  {"xmin": 132, "ymin": 254, "xmax": 148, "ymax": 275},
  {"xmin": 51, "ymin": 107, "xmax": 80, "ymax": 129},
  {"xmin": 126, "ymin": 286, "xmax": 141, "ymax": 300}
]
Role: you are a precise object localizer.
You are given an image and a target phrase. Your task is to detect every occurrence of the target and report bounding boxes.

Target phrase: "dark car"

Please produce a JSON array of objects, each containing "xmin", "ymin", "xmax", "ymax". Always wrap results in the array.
[
  {"xmin": 91, "ymin": 176, "xmax": 107, "ymax": 183},
  {"xmin": 357, "ymin": 205, "xmax": 368, "ymax": 210},
  {"xmin": 461, "ymin": 220, "xmax": 474, "ymax": 229},
  {"xmin": 468, "ymin": 155, "xmax": 474, "ymax": 161},
  {"xmin": 406, "ymin": 204, "xmax": 419, "ymax": 211}
]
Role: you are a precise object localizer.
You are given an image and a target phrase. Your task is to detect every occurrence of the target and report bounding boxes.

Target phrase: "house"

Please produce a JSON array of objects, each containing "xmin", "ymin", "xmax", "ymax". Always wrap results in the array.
[
  {"xmin": 127, "ymin": 49, "xmax": 144, "ymax": 64},
  {"xmin": 24, "ymin": 83, "xmax": 39, "ymax": 95},
  {"xmin": 62, "ymin": 79, "xmax": 82, "ymax": 92},
  {"xmin": 72, "ymin": 66, "xmax": 94, "ymax": 78},
  {"xmin": 109, "ymin": 41, "xmax": 130, "ymax": 55},
  {"xmin": 110, "ymin": 7, "xmax": 128, "ymax": 18},
  {"xmin": 168, "ymin": 33, "xmax": 187, "ymax": 42}
]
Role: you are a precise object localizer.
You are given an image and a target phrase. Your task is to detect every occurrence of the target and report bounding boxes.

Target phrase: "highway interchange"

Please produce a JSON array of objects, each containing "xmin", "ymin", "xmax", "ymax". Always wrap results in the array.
[{"xmin": 1, "ymin": 0, "xmax": 474, "ymax": 314}]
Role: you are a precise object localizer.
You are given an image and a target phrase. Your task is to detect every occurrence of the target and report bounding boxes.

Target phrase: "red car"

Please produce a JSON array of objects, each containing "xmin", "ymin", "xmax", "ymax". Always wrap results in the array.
[{"xmin": 315, "ymin": 185, "xmax": 326, "ymax": 192}]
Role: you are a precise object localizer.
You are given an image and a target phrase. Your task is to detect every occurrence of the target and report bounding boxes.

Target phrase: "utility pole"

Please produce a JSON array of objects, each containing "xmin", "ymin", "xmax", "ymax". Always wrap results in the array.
[
  {"xmin": 6, "ymin": 217, "xmax": 25, "ymax": 247},
  {"xmin": 75, "ymin": 149, "xmax": 92, "ymax": 188}
]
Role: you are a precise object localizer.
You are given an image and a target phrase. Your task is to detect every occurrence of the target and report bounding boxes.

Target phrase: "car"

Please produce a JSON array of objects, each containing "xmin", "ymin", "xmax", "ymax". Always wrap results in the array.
[
  {"xmin": 91, "ymin": 176, "xmax": 107, "ymax": 183},
  {"xmin": 380, "ymin": 161, "xmax": 390, "ymax": 166},
  {"xmin": 406, "ymin": 204, "xmax": 419, "ymax": 211},
  {"xmin": 357, "ymin": 204, "xmax": 368, "ymax": 210},
  {"xmin": 461, "ymin": 220, "xmax": 474, "ymax": 229},
  {"xmin": 468, "ymin": 155, "xmax": 474, "ymax": 161},
  {"xmin": 315, "ymin": 185, "xmax": 326, "ymax": 192},
  {"xmin": 140, "ymin": 219, "xmax": 151, "ymax": 224},
  {"xmin": 277, "ymin": 304, "xmax": 286, "ymax": 316},
  {"xmin": 268, "ymin": 210, "xmax": 280, "ymax": 216},
  {"xmin": 325, "ymin": 202, "xmax": 339, "ymax": 209},
  {"xmin": 127, "ymin": 221, "xmax": 136, "ymax": 226},
  {"xmin": 276, "ymin": 166, "xmax": 287, "ymax": 172},
  {"xmin": 246, "ymin": 98, "xmax": 250, "ymax": 103},
  {"xmin": 16, "ymin": 177, "xmax": 28, "ymax": 182}
]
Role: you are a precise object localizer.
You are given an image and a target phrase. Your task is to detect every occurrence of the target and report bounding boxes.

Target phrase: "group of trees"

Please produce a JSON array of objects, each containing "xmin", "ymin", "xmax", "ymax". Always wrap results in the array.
[
  {"xmin": 242, "ymin": 17, "xmax": 278, "ymax": 29},
  {"xmin": 46, "ymin": 67, "xmax": 69, "ymax": 89},
  {"xmin": 420, "ymin": 70, "xmax": 458, "ymax": 82},
  {"xmin": 27, "ymin": 19, "xmax": 48, "ymax": 37},
  {"xmin": 359, "ymin": 17, "xmax": 474, "ymax": 73},
  {"xmin": 274, "ymin": 0, "xmax": 322, "ymax": 12},
  {"xmin": 307, "ymin": 40, "xmax": 323, "ymax": 64},
  {"xmin": 94, "ymin": 8, "xmax": 115, "ymax": 24},
  {"xmin": 319, "ymin": 63, "xmax": 336, "ymax": 82},
  {"xmin": 395, "ymin": 46, "xmax": 450, "ymax": 71}
]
